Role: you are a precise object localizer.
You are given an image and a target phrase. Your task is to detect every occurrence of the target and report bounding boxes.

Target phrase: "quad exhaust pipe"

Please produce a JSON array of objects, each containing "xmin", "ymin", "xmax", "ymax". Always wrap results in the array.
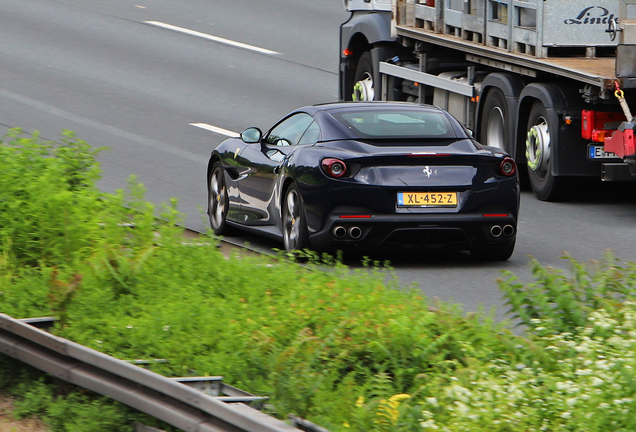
[
  {"xmin": 333, "ymin": 226, "xmax": 347, "ymax": 238},
  {"xmin": 349, "ymin": 226, "xmax": 362, "ymax": 239},
  {"xmin": 490, "ymin": 225, "xmax": 503, "ymax": 238},
  {"xmin": 490, "ymin": 224, "xmax": 515, "ymax": 238},
  {"xmin": 332, "ymin": 225, "xmax": 363, "ymax": 240}
]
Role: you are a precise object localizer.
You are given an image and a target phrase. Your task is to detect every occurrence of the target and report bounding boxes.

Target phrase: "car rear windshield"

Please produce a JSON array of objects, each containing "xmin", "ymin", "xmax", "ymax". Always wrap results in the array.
[{"xmin": 332, "ymin": 110, "xmax": 457, "ymax": 139}]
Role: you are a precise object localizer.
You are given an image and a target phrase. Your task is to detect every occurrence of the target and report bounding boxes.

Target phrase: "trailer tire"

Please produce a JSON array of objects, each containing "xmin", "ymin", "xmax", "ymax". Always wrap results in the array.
[
  {"xmin": 352, "ymin": 52, "xmax": 376, "ymax": 101},
  {"xmin": 480, "ymin": 88, "xmax": 508, "ymax": 151},
  {"xmin": 525, "ymin": 101, "xmax": 568, "ymax": 201}
]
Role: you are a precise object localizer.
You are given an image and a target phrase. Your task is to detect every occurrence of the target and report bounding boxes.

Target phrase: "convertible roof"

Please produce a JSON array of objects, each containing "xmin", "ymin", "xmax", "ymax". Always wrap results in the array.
[
  {"xmin": 305, "ymin": 101, "xmax": 447, "ymax": 115},
  {"xmin": 293, "ymin": 102, "xmax": 467, "ymax": 141}
]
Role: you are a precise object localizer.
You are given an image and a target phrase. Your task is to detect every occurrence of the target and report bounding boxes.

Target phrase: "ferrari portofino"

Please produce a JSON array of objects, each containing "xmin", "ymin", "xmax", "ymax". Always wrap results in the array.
[{"xmin": 207, "ymin": 102, "xmax": 519, "ymax": 260}]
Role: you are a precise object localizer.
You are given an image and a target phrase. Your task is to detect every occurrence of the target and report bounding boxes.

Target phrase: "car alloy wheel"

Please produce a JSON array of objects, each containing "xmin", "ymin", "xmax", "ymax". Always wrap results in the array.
[
  {"xmin": 283, "ymin": 185, "xmax": 309, "ymax": 251},
  {"xmin": 208, "ymin": 162, "xmax": 231, "ymax": 235}
]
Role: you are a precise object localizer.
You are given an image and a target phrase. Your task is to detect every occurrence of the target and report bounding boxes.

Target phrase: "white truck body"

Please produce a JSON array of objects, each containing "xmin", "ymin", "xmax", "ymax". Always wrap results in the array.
[{"xmin": 344, "ymin": 0, "xmax": 392, "ymax": 12}]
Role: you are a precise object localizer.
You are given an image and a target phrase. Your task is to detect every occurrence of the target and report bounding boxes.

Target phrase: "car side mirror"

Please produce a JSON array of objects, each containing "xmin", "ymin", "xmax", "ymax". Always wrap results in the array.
[
  {"xmin": 241, "ymin": 127, "xmax": 262, "ymax": 144},
  {"xmin": 465, "ymin": 128, "xmax": 474, "ymax": 137}
]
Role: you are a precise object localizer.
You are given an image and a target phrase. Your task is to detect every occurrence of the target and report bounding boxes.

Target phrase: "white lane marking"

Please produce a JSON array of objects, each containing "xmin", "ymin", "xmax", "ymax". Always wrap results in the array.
[
  {"xmin": 190, "ymin": 123, "xmax": 239, "ymax": 138},
  {"xmin": 145, "ymin": 21, "xmax": 279, "ymax": 55}
]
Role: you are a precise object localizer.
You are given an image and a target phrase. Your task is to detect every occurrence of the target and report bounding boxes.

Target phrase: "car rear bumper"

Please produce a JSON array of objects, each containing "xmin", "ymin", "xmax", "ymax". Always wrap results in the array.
[{"xmin": 309, "ymin": 213, "xmax": 516, "ymax": 252}]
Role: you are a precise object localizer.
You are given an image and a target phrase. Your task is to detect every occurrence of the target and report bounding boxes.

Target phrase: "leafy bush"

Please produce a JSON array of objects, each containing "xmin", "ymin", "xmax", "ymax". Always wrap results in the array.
[
  {"xmin": 501, "ymin": 254, "xmax": 636, "ymax": 333},
  {"xmin": 392, "ymin": 257, "xmax": 636, "ymax": 432},
  {"xmin": 0, "ymin": 129, "xmax": 104, "ymax": 269}
]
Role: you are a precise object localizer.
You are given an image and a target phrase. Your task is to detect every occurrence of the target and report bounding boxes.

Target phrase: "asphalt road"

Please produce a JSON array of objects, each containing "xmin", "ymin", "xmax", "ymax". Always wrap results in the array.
[{"xmin": 2, "ymin": 0, "xmax": 636, "ymax": 323}]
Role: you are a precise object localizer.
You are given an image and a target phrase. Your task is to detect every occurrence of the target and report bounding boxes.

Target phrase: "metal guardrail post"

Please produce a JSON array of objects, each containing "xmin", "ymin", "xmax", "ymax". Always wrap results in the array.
[{"xmin": 289, "ymin": 415, "xmax": 334, "ymax": 432}]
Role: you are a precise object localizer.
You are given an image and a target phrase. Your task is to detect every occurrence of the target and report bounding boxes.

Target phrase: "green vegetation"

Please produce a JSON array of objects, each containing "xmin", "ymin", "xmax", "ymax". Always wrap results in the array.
[{"xmin": 2, "ymin": 129, "xmax": 636, "ymax": 432}]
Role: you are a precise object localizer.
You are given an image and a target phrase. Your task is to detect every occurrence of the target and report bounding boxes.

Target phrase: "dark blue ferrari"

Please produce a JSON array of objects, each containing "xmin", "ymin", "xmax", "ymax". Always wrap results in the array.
[{"xmin": 207, "ymin": 102, "xmax": 519, "ymax": 260}]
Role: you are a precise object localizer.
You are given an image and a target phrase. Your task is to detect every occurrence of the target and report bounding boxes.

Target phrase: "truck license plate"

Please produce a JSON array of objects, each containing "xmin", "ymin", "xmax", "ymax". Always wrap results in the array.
[{"xmin": 588, "ymin": 144, "xmax": 619, "ymax": 160}]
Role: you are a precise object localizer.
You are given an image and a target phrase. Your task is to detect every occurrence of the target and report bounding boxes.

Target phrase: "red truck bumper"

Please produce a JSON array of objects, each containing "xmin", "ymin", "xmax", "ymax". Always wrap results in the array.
[{"xmin": 604, "ymin": 123, "xmax": 636, "ymax": 159}]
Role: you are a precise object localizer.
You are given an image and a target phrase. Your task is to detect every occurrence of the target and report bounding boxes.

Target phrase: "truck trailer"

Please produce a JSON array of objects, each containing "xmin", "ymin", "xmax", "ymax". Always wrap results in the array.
[{"xmin": 339, "ymin": 0, "xmax": 636, "ymax": 200}]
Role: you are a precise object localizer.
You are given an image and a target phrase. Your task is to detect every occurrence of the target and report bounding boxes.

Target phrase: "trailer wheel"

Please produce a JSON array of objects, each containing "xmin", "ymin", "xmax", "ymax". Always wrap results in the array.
[
  {"xmin": 352, "ymin": 52, "xmax": 375, "ymax": 101},
  {"xmin": 525, "ymin": 101, "xmax": 567, "ymax": 201},
  {"xmin": 480, "ymin": 88, "xmax": 507, "ymax": 151}
]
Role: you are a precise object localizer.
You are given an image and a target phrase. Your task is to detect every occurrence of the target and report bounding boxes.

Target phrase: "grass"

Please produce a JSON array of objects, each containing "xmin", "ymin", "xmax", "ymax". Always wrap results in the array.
[{"xmin": 2, "ymin": 129, "xmax": 636, "ymax": 432}]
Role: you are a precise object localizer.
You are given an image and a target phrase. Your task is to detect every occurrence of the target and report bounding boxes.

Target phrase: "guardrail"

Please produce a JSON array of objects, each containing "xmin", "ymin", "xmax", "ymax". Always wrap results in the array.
[{"xmin": 0, "ymin": 313, "xmax": 301, "ymax": 432}]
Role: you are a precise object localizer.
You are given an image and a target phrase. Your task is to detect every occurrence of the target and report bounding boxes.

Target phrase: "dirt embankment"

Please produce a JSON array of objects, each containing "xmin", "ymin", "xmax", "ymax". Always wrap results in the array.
[{"xmin": 0, "ymin": 395, "xmax": 48, "ymax": 432}]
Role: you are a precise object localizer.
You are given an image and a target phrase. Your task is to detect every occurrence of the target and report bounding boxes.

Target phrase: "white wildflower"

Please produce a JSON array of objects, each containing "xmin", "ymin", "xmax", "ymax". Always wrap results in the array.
[
  {"xmin": 421, "ymin": 410, "xmax": 435, "ymax": 419},
  {"xmin": 453, "ymin": 401, "xmax": 470, "ymax": 416},
  {"xmin": 595, "ymin": 360, "xmax": 610, "ymax": 370},
  {"xmin": 446, "ymin": 385, "xmax": 473, "ymax": 403},
  {"xmin": 426, "ymin": 397, "xmax": 439, "ymax": 407},
  {"xmin": 420, "ymin": 419, "xmax": 439, "ymax": 429},
  {"xmin": 591, "ymin": 377, "xmax": 604, "ymax": 386},
  {"xmin": 574, "ymin": 342, "xmax": 591, "ymax": 353}
]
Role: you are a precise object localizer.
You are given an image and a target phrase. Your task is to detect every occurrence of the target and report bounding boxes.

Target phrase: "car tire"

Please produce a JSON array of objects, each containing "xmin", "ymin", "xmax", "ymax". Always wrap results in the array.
[
  {"xmin": 208, "ymin": 162, "xmax": 235, "ymax": 236},
  {"xmin": 525, "ymin": 101, "xmax": 568, "ymax": 201},
  {"xmin": 283, "ymin": 184, "xmax": 309, "ymax": 252},
  {"xmin": 352, "ymin": 52, "xmax": 376, "ymax": 101},
  {"xmin": 470, "ymin": 240, "xmax": 515, "ymax": 261}
]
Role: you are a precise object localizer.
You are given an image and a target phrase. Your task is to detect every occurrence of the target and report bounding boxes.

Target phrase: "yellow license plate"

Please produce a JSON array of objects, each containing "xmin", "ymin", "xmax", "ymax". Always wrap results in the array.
[{"xmin": 397, "ymin": 192, "xmax": 457, "ymax": 207}]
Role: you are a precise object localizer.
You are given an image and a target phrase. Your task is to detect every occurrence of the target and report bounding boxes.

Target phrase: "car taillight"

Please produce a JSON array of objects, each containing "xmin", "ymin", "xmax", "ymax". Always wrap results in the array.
[
  {"xmin": 322, "ymin": 158, "xmax": 347, "ymax": 178},
  {"xmin": 500, "ymin": 157, "xmax": 516, "ymax": 176}
]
